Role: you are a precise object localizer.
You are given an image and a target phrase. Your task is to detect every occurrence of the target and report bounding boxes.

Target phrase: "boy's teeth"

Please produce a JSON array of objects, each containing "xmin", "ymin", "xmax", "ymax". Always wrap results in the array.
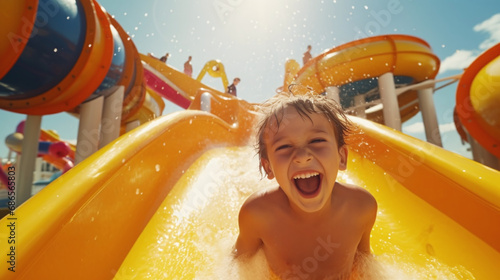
[{"xmin": 293, "ymin": 172, "xmax": 319, "ymax": 179}]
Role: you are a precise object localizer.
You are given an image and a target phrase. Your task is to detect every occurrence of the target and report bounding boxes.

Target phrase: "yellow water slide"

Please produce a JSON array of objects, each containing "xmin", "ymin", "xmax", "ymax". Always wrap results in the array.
[{"xmin": 0, "ymin": 88, "xmax": 499, "ymax": 279}]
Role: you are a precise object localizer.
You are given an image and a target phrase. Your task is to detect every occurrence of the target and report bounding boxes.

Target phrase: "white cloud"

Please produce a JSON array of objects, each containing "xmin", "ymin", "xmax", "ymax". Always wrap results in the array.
[
  {"xmin": 404, "ymin": 122, "xmax": 425, "ymax": 133},
  {"xmin": 439, "ymin": 13, "xmax": 500, "ymax": 74},
  {"xmin": 403, "ymin": 122, "xmax": 456, "ymax": 134},
  {"xmin": 473, "ymin": 13, "xmax": 500, "ymax": 50},
  {"xmin": 439, "ymin": 122, "xmax": 456, "ymax": 133},
  {"xmin": 439, "ymin": 50, "xmax": 478, "ymax": 74}
]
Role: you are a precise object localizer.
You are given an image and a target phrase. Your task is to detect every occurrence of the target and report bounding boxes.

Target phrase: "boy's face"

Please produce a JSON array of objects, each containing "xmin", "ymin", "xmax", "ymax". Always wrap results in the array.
[{"xmin": 261, "ymin": 106, "xmax": 348, "ymax": 213}]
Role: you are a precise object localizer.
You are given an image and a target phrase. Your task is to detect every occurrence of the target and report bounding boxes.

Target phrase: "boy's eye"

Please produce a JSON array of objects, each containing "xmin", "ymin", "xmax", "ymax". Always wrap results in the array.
[
  {"xmin": 275, "ymin": 144, "xmax": 291, "ymax": 151},
  {"xmin": 310, "ymin": 138, "xmax": 326, "ymax": 144}
]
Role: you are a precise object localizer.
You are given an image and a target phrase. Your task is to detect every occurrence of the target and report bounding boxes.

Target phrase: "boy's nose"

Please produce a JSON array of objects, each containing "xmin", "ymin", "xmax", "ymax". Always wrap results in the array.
[{"xmin": 293, "ymin": 148, "xmax": 312, "ymax": 163}]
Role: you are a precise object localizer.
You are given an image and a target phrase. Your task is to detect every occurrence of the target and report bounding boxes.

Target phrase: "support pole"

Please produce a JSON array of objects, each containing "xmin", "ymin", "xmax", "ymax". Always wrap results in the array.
[
  {"xmin": 75, "ymin": 96, "xmax": 104, "ymax": 164},
  {"xmin": 126, "ymin": 120, "xmax": 141, "ymax": 132},
  {"xmin": 17, "ymin": 115, "xmax": 42, "ymax": 205},
  {"xmin": 354, "ymin": 95, "xmax": 366, "ymax": 118},
  {"xmin": 325, "ymin": 86, "xmax": 341, "ymax": 105},
  {"xmin": 378, "ymin": 72, "xmax": 401, "ymax": 130},
  {"xmin": 417, "ymin": 85, "xmax": 442, "ymax": 147},
  {"xmin": 467, "ymin": 133, "xmax": 500, "ymax": 170},
  {"xmin": 201, "ymin": 92, "xmax": 211, "ymax": 112},
  {"xmin": 99, "ymin": 87, "xmax": 124, "ymax": 148}
]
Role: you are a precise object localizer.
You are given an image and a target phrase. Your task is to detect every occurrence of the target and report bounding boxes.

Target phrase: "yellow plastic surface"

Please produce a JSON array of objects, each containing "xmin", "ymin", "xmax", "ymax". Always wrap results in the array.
[
  {"xmin": 1, "ymin": 97, "xmax": 499, "ymax": 279},
  {"xmin": 196, "ymin": 59, "xmax": 230, "ymax": 90}
]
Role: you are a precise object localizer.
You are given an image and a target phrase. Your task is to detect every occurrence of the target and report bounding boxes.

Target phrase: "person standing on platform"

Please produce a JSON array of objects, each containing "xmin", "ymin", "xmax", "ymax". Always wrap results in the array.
[
  {"xmin": 227, "ymin": 77, "xmax": 241, "ymax": 96},
  {"xmin": 303, "ymin": 45, "xmax": 312, "ymax": 65},
  {"xmin": 184, "ymin": 56, "xmax": 193, "ymax": 77}
]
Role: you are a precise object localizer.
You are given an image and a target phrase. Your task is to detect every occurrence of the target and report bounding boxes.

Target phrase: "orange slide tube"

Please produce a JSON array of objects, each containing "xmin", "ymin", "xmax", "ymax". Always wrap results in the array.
[
  {"xmin": 293, "ymin": 34, "xmax": 440, "ymax": 123},
  {"xmin": 0, "ymin": 0, "xmax": 37, "ymax": 80},
  {"xmin": 0, "ymin": 0, "xmax": 114, "ymax": 115},
  {"xmin": 0, "ymin": 0, "xmax": 149, "ymax": 124},
  {"xmin": 456, "ymin": 43, "xmax": 500, "ymax": 157}
]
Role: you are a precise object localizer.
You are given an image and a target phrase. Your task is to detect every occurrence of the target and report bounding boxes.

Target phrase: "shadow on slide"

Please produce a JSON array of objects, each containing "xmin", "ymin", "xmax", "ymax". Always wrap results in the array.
[{"xmin": 0, "ymin": 94, "xmax": 499, "ymax": 279}]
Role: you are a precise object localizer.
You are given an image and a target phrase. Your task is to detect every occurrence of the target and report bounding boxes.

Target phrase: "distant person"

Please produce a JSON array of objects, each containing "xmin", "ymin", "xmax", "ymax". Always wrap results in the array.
[
  {"xmin": 148, "ymin": 52, "xmax": 170, "ymax": 64},
  {"xmin": 160, "ymin": 52, "xmax": 170, "ymax": 63},
  {"xmin": 302, "ymin": 45, "xmax": 312, "ymax": 65},
  {"xmin": 184, "ymin": 56, "xmax": 193, "ymax": 77},
  {"xmin": 227, "ymin": 77, "xmax": 241, "ymax": 96}
]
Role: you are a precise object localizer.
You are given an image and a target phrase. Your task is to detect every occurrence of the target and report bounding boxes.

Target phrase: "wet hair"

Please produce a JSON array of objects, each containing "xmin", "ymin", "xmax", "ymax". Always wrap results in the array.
[{"xmin": 256, "ymin": 85, "xmax": 352, "ymax": 174}]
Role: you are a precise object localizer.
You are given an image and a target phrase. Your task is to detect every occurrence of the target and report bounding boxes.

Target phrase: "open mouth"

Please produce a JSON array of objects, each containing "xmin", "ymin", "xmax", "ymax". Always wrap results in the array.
[{"xmin": 293, "ymin": 172, "xmax": 321, "ymax": 197}]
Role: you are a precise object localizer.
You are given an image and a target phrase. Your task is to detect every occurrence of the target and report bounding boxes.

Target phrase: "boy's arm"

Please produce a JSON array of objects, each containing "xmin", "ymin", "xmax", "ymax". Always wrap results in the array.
[
  {"xmin": 357, "ymin": 194, "xmax": 378, "ymax": 254},
  {"xmin": 233, "ymin": 201, "xmax": 263, "ymax": 258},
  {"xmin": 353, "ymin": 194, "xmax": 378, "ymax": 279}
]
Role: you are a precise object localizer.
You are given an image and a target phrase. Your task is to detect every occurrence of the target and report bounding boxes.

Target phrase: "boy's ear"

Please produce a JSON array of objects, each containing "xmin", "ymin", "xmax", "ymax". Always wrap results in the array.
[
  {"xmin": 261, "ymin": 158, "xmax": 274, "ymax": 179},
  {"xmin": 338, "ymin": 145, "xmax": 348, "ymax": 171}
]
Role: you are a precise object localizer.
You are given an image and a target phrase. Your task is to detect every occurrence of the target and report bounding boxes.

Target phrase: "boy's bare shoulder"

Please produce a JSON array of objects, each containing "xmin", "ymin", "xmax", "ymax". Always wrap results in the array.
[
  {"xmin": 237, "ymin": 186, "xmax": 285, "ymax": 228},
  {"xmin": 240, "ymin": 186, "xmax": 284, "ymax": 211},
  {"xmin": 335, "ymin": 183, "xmax": 377, "ymax": 211}
]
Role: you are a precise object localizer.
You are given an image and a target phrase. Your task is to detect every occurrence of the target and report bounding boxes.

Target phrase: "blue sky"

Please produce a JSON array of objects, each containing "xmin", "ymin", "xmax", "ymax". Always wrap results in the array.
[{"xmin": 1, "ymin": 0, "xmax": 500, "ymax": 160}]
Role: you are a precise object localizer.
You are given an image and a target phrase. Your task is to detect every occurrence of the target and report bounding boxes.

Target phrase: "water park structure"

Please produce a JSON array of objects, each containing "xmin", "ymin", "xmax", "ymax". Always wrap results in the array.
[{"xmin": 0, "ymin": 0, "xmax": 499, "ymax": 279}]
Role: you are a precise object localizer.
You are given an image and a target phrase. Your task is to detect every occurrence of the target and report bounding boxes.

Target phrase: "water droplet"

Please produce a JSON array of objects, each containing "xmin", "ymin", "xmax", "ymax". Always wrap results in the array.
[{"xmin": 155, "ymin": 164, "xmax": 161, "ymax": 172}]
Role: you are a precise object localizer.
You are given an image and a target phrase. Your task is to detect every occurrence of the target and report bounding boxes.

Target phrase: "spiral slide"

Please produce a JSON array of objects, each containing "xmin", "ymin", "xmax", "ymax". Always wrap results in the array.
[
  {"xmin": 455, "ymin": 43, "xmax": 500, "ymax": 158},
  {"xmin": 291, "ymin": 34, "xmax": 440, "ymax": 124},
  {"xmin": 1, "ymin": 3, "xmax": 500, "ymax": 280}
]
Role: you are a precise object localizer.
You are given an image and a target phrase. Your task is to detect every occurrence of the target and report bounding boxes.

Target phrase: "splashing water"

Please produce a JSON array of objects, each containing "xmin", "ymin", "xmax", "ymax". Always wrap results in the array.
[{"xmin": 116, "ymin": 147, "xmax": 479, "ymax": 279}]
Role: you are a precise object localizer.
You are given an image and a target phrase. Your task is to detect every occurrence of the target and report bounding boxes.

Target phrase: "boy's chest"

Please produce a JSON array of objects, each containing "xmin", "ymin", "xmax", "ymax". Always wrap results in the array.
[{"xmin": 261, "ymin": 217, "xmax": 363, "ymax": 277}]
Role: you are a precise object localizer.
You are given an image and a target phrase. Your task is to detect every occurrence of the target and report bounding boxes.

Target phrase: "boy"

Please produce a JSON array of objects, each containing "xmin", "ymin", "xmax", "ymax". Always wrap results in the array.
[{"xmin": 234, "ymin": 88, "xmax": 378, "ymax": 279}]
